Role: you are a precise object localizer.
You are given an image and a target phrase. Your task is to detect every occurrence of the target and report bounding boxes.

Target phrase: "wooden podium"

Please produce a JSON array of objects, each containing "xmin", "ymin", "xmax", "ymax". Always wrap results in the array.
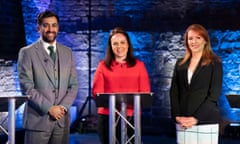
[
  {"xmin": 0, "ymin": 95, "xmax": 29, "ymax": 144},
  {"xmin": 96, "ymin": 92, "xmax": 153, "ymax": 144}
]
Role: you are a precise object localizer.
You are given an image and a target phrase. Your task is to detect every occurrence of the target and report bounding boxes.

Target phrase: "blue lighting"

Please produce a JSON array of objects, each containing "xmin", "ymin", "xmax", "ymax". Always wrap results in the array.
[{"xmin": 19, "ymin": 0, "xmax": 240, "ymax": 126}]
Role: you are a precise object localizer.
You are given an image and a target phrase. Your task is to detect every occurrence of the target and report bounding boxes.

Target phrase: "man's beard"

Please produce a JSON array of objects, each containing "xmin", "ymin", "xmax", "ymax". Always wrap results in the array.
[{"xmin": 42, "ymin": 32, "xmax": 57, "ymax": 43}]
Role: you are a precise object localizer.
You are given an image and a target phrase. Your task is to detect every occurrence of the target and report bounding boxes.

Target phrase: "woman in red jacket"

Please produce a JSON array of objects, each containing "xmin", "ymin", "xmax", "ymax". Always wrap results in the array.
[{"xmin": 92, "ymin": 27, "xmax": 151, "ymax": 144}]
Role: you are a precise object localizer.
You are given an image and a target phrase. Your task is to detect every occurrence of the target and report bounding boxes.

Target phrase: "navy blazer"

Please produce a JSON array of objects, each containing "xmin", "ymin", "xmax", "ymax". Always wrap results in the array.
[{"xmin": 170, "ymin": 58, "xmax": 223, "ymax": 124}]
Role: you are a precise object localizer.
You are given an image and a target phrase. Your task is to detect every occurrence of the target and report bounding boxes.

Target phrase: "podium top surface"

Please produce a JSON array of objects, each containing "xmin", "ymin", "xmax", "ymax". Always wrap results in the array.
[
  {"xmin": 0, "ymin": 95, "xmax": 30, "ymax": 99},
  {"xmin": 226, "ymin": 94, "xmax": 240, "ymax": 108},
  {"xmin": 0, "ymin": 95, "xmax": 29, "ymax": 112},
  {"xmin": 96, "ymin": 92, "xmax": 153, "ymax": 96},
  {"xmin": 95, "ymin": 92, "xmax": 153, "ymax": 108}
]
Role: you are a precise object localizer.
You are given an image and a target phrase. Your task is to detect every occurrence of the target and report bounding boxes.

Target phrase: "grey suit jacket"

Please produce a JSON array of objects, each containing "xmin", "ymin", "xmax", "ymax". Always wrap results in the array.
[{"xmin": 17, "ymin": 39, "xmax": 78, "ymax": 131}]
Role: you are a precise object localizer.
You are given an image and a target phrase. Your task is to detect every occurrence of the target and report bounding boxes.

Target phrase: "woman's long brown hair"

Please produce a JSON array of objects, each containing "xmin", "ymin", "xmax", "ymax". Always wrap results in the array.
[
  {"xmin": 104, "ymin": 27, "xmax": 136, "ymax": 70},
  {"xmin": 179, "ymin": 24, "xmax": 220, "ymax": 66}
]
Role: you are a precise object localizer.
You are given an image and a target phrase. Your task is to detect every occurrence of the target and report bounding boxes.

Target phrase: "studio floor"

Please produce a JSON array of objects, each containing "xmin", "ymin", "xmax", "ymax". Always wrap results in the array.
[
  {"xmin": 0, "ymin": 131, "xmax": 240, "ymax": 144},
  {"xmin": 69, "ymin": 132, "xmax": 175, "ymax": 144},
  {"xmin": 68, "ymin": 132, "xmax": 240, "ymax": 144}
]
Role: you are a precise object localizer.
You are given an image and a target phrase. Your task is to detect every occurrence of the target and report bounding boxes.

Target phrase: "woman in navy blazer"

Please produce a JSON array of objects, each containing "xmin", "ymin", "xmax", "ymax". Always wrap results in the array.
[{"xmin": 170, "ymin": 24, "xmax": 222, "ymax": 144}]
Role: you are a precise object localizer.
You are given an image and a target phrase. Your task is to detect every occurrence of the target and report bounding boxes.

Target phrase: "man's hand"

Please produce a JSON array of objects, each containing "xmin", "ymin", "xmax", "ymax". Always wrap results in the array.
[{"xmin": 48, "ymin": 105, "xmax": 66, "ymax": 120}]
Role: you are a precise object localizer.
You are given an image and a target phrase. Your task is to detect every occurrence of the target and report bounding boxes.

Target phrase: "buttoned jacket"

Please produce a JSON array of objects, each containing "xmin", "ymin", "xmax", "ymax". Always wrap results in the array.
[
  {"xmin": 17, "ymin": 39, "xmax": 78, "ymax": 131},
  {"xmin": 170, "ymin": 58, "xmax": 222, "ymax": 124}
]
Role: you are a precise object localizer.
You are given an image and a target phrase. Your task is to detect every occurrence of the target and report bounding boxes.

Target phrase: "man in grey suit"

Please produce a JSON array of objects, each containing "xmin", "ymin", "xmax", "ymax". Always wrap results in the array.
[{"xmin": 17, "ymin": 10, "xmax": 78, "ymax": 144}]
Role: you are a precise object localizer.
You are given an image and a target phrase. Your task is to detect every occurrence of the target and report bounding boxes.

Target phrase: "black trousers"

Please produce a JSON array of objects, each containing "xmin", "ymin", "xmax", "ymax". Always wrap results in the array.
[{"xmin": 97, "ymin": 114, "xmax": 135, "ymax": 144}]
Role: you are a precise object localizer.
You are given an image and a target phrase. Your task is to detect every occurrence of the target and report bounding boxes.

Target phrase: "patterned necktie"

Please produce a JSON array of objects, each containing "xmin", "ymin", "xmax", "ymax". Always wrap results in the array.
[{"xmin": 48, "ymin": 46, "xmax": 55, "ymax": 62}]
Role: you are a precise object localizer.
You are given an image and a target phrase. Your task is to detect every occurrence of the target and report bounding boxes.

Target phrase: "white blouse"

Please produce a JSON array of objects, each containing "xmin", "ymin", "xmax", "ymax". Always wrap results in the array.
[{"xmin": 187, "ymin": 69, "xmax": 193, "ymax": 84}]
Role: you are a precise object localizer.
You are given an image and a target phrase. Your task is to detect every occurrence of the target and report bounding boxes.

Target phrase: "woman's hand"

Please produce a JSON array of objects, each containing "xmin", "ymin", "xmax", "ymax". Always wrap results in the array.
[{"xmin": 176, "ymin": 116, "xmax": 198, "ymax": 129}]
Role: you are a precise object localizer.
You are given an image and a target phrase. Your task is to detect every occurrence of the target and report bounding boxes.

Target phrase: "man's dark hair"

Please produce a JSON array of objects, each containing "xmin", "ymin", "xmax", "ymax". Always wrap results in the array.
[{"xmin": 37, "ymin": 10, "xmax": 59, "ymax": 25}]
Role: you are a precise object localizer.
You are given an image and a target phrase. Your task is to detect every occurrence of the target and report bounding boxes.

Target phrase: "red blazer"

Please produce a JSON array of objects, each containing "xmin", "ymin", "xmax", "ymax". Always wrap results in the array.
[{"xmin": 92, "ymin": 59, "xmax": 151, "ymax": 116}]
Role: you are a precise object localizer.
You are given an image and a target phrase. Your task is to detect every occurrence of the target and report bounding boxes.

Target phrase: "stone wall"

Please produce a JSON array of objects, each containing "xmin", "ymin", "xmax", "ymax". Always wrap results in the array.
[{"xmin": 0, "ymin": 0, "xmax": 240, "ymax": 135}]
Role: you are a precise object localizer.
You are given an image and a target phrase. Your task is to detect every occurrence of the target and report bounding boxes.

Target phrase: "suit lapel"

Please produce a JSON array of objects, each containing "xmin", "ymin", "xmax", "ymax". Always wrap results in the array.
[
  {"xmin": 34, "ymin": 40, "xmax": 56, "ymax": 86},
  {"xmin": 56, "ymin": 43, "xmax": 67, "ymax": 88},
  {"xmin": 183, "ymin": 58, "xmax": 203, "ymax": 87},
  {"xmin": 190, "ymin": 58, "xmax": 204, "ymax": 85},
  {"xmin": 184, "ymin": 61, "xmax": 190, "ymax": 88}
]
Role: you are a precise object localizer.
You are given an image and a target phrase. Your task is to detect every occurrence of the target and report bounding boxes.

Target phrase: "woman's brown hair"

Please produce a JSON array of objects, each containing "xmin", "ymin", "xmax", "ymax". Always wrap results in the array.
[
  {"xmin": 179, "ymin": 24, "xmax": 220, "ymax": 66},
  {"xmin": 104, "ymin": 27, "xmax": 136, "ymax": 70}
]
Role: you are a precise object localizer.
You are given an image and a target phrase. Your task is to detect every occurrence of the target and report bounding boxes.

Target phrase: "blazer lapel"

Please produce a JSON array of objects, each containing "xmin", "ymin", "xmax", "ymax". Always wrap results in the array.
[
  {"xmin": 34, "ymin": 40, "xmax": 56, "ymax": 85},
  {"xmin": 56, "ymin": 43, "xmax": 67, "ymax": 86},
  {"xmin": 190, "ymin": 58, "xmax": 203, "ymax": 85},
  {"xmin": 182, "ymin": 60, "xmax": 190, "ymax": 88}
]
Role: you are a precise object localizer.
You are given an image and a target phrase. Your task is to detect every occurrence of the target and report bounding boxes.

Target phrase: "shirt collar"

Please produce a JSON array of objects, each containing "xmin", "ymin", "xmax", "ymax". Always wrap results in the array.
[{"xmin": 41, "ymin": 39, "xmax": 57, "ymax": 53}]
